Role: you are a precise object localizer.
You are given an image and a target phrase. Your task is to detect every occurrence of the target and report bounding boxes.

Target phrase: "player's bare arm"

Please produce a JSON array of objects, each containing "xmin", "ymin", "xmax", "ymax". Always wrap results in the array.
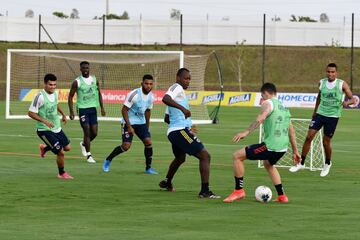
[
  {"xmin": 342, "ymin": 81, "xmax": 355, "ymax": 107},
  {"xmin": 68, "ymin": 80, "xmax": 78, "ymax": 120},
  {"xmin": 288, "ymin": 121, "xmax": 301, "ymax": 164},
  {"xmin": 162, "ymin": 94, "xmax": 191, "ymax": 118},
  {"xmin": 97, "ymin": 81, "xmax": 106, "ymax": 116},
  {"xmin": 28, "ymin": 111, "xmax": 54, "ymax": 128},
  {"xmin": 312, "ymin": 91, "xmax": 321, "ymax": 117},
  {"xmin": 145, "ymin": 109, "xmax": 151, "ymax": 129},
  {"xmin": 233, "ymin": 101, "xmax": 271, "ymax": 142},
  {"xmin": 121, "ymin": 105, "xmax": 134, "ymax": 134},
  {"xmin": 57, "ymin": 106, "xmax": 67, "ymax": 124}
]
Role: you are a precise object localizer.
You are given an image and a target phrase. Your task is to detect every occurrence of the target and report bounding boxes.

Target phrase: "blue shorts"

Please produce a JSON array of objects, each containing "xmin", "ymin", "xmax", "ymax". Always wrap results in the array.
[
  {"xmin": 167, "ymin": 128, "xmax": 204, "ymax": 157},
  {"xmin": 78, "ymin": 107, "xmax": 98, "ymax": 125},
  {"xmin": 309, "ymin": 114, "xmax": 339, "ymax": 138},
  {"xmin": 122, "ymin": 124, "xmax": 151, "ymax": 143},
  {"xmin": 245, "ymin": 142, "xmax": 286, "ymax": 165},
  {"xmin": 37, "ymin": 130, "xmax": 70, "ymax": 154}
]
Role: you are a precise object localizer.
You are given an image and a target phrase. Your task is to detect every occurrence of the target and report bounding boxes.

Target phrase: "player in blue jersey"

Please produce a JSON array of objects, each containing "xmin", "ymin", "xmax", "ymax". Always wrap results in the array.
[
  {"xmin": 159, "ymin": 68, "xmax": 220, "ymax": 199},
  {"xmin": 103, "ymin": 74, "xmax": 158, "ymax": 174}
]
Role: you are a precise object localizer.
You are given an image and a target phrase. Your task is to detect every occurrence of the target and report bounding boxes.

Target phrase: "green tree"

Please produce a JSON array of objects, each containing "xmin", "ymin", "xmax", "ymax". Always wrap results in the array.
[
  {"xmin": 53, "ymin": 11, "xmax": 69, "ymax": 19},
  {"xmin": 170, "ymin": 9, "xmax": 181, "ymax": 20},
  {"xmin": 70, "ymin": 8, "xmax": 79, "ymax": 19},
  {"xmin": 290, "ymin": 15, "xmax": 317, "ymax": 22}
]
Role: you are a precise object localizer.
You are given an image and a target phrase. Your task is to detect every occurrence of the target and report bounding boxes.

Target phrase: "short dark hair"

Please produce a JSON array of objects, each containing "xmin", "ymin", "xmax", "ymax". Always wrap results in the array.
[
  {"xmin": 327, "ymin": 62, "xmax": 337, "ymax": 69},
  {"xmin": 176, "ymin": 68, "xmax": 190, "ymax": 77},
  {"xmin": 44, "ymin": 73, "xmax": 57, "ymax": 83},
  {"xmin": 261, "ymin": 82, "xmax": 277, "ymax": 94},
  {"xmin": 80, "ymin": 61, "xmax": 90, "ymax": 67},
  {"xmin": 142, "ymin": 74, "xmax": 154, "ymax": 81}
]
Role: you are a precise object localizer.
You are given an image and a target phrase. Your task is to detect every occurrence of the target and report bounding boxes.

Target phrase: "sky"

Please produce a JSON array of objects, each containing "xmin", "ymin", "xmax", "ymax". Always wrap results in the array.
[{"xmin": 1, "ymin": 0, "xmax": 358, "ymax": 22}]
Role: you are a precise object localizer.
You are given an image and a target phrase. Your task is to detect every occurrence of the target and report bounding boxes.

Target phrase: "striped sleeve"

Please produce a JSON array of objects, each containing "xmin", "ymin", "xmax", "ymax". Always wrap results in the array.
[
  {"xmin": 124, "ymin": 89, "xmax": 138, "ymax": 108},
  {"xmin": 165, "ymin": 83, "xmax": 181, "ymax": 100},
  {"xmin": 29, "ymin": 92, "xmax": 44, "ymax": 113}
]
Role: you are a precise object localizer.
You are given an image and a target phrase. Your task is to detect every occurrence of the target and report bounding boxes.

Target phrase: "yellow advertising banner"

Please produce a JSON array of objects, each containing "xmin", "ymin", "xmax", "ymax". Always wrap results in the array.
[
  {"xmin": 186, "ymin": 91, "xmax": 257, "ymax": 107},
  {"xmin": 20, "ymin": 88, "xmax": 256, "ymax": 107}
]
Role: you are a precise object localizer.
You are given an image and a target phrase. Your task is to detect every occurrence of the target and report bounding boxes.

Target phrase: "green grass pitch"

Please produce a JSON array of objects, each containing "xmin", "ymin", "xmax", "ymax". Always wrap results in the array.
[{"xmin": 0, "ymin": 102, "xmax": 359, "ymax": 240}]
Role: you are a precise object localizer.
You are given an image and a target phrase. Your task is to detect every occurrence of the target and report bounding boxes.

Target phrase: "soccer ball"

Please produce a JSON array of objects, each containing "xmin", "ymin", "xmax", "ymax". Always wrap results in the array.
[{"xmin": 255, "ymin": 186, "xmax": 272, "ymax": 203}]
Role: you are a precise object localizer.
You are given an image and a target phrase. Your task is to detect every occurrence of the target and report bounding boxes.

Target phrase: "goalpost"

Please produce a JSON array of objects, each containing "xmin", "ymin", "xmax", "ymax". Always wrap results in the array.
[
  {"xmin": 6, "ymin": 49, "xmax": 213, "ymax": 124},
  {"xmin": 258, "ymin": 118, "xmax": 325, "ymax": 171}
]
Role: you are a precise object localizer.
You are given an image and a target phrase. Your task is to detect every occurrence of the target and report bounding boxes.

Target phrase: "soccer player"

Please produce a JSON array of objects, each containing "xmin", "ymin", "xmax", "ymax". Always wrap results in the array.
[
  {"xmin": 159, "ymin": 68, "xmax": 220, "ymax": 199},
  {"xmin": 28, "ymin": 73, "xmax": 73, "ymax": 179},
  {"xmin": 68, "ymin": 61, "xmax": 106, "ymax": 163},
  {"xmin": 102, "ymin": 74, "xmax": 158, "ymax": 174},
  {"xmin": 289, "ymin": 63, "xmax": 355, "ymax": 177},
  {"xmin": 223, "ymin": 83, "xmax": 301, "ymax": 203}
]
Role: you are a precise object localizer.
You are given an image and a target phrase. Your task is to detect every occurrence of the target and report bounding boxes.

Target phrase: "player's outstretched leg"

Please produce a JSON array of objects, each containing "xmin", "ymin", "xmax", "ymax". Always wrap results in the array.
[
  {"xmin": 103, "ymin": 143, "xmax": 130, "ymax": 172},
  {"xmin": 196, "ymin": 149, "xmax": 220, "ymax": 199},
  {"xmin": 56, "ymin": 146, "xmax": 73, "ymax": 180},
  {"xmin": 289, "ymin": 129, "xmax": 317, "ymax": 173},
  {"xmin": 159, "ymin": 153, "xmax": 186, "ymax": 192},
  {"xmin": 263, "ymin": 160, "xmax": 288, "ymax": 203},
  {"xmin": 224, "ymin": 148, "xmax": 246, "ymax": 203}
]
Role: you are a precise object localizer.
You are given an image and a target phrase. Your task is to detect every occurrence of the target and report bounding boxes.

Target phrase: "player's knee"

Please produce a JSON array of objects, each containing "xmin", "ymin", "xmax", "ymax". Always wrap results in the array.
[
  {"xmin": 122, "ymin": 143, "xmax": 131, "ymax": 151},
  {"xmin": 322, "ymin": 138, "xmax": 331, "ymax": 147},
  {"xmin": 63, "ymin": 145, "xmax": 71, "ymax": 151},
  {"xmin": 233, "ymin": 150, "xmax": 244, "ymax": 161},
  {"xmin": 305, "ymin": 135, "xmax": 314, "ymax": 143},
  {"xmin": 263, "ymin": 161, "xmax": 273, "ymax": 170},
  {"xmin": 57, "ymin": 150, "xmax": 65, "ymax": 157}
]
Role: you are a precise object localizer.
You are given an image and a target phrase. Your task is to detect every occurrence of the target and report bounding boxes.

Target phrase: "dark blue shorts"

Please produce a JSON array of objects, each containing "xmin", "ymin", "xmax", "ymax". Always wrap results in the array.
[
  {"xmin": 309, "ymin": 114, "xmax": 339, "ymax": 138},
  {"xmin": 122, "ymin": 124, "xmax": 151, "ymax": 143},
  {"xmin": 78, "ymin": 107, "xmax": 98, "ymax": 125},
  {"xmin": 37, "ymin": 130, "xmax": 70, "ymax": 154},
  {"xmin": 245, "ymin": 142, "xmax": 286, "ymax": 165},
  {"xmin": 168, "ymin": 128, "xmax": 204, "ymax": 157}
]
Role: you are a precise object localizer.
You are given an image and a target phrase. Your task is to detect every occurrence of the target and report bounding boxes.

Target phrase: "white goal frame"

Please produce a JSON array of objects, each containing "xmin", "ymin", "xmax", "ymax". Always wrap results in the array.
[
  {"xmin": 258, "ymin": 118, "xmax": 325, "ymax": 171},
  {"xmin": 6, "ymin": 49, "xmax": 211, "ymax": 124}
]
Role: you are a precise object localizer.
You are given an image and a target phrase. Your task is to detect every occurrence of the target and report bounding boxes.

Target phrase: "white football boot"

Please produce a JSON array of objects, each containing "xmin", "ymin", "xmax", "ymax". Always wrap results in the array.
[
  {"xmin": 86, "ymin": 155, "xmax": 96, "ymax": 164},
  {"xmin": 80, "ymin": 141, "xmax": 87, "ymax": 157},
  {"xmin": 320, "ymin": 163, "xmax": 332, "ymax": 177},
  {"xmin": 289, "ymin": 163, "xmax": 305, "ymax": 173}
]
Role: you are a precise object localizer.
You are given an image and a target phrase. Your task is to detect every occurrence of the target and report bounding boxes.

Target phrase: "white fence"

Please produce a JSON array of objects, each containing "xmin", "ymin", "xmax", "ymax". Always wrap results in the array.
[{"xmin": 0, "ymin": 16, "xmax": 358, "ymax": 46}]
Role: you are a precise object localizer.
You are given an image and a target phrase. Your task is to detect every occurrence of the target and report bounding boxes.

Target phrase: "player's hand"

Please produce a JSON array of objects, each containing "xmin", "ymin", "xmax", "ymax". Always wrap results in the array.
[
  {"xmin": 127, "ymin": 125, "xmax": 135, "ymax": 135},
  {"xmin": 292, "ymin": 152, "xmax": 301, "ymax": 164},
  {"xmin": 69, "ymin": 111, "xmax": 75, "ymax": 120},
  {"xmin": 189, "ymin": 125, "xmax": 198, "ymax": 134},
  {"xmin": 182, "ymin": 109, "xmax": 191, "ymax": 118},
  {"xmin": 233, "ymin": 131, "xmax": 248, "ymax": 143},
  {"xmin": 61, "ymin": 115, "xmax": 67, "ymax": 125},
  {"xmin": 44, "ymin": 121, "xmax": 54, "ymax": 128},
  {"xmin": 342, "ymin": 101, "xmax": 348, "ymax": 108},
  {"xmin": 101, "ymin": 107, "xmax": 106, "ymax": 116}
]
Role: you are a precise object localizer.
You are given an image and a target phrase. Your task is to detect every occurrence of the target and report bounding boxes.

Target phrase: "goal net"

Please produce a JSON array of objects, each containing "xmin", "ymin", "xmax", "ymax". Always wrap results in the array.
[
  {"xmin": 6, "ymin": 49, "xmax": 212, "ymax": 123},
  {"xmin": 258, "ymin": 118, "xmax": 325, "ymax": 171}
]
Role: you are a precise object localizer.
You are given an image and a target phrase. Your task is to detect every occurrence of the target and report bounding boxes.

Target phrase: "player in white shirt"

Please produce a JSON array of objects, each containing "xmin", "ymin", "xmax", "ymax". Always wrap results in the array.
[
  {"xmin": 103, "ymin": 74, "xmax": 158, "ymax": 174},
  {"xmin": 159, "ymin": 68, "xmax": 220, "ymax": 199}
]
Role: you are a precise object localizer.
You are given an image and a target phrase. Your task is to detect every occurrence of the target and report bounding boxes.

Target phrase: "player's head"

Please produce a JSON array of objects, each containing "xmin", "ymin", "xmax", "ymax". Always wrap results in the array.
[
  {"xmin": 176, "ymin": 68, "xmax": 191, "ymax": 89},
  {"xmin": 260, "ymin": 82, "xmax": 277, "ymax": 100},
  {"xmin": 43, "ymin": 73, "xmax": 57, "ymax": 94},
  {"xmin": 141, "ymin": 74, "xmax": 154, "ymax": 94},
  {"xmin": 80, "ymin": 61, "xmax": 90, "ymax": 77},
  {"xmin": 326, "ymin": 62, "xmax": 337, "ymax": 81}
]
